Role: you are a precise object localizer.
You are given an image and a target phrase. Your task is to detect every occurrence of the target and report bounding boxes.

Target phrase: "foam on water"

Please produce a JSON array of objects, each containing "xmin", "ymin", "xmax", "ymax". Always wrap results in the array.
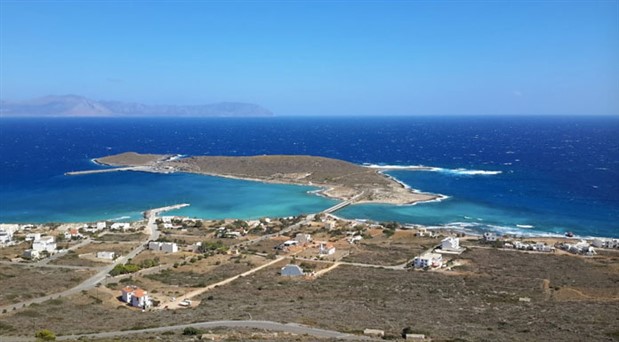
[{"xmin": 364, "ymin": 163, "xmax": 503, "ymax": 176}]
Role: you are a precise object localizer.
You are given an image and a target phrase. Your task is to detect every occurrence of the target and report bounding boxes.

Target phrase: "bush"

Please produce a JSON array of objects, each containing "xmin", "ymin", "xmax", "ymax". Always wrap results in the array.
[
  {"xmin": 109, "ymin": 263, "xmax": 140, "ymax": 276},
  {"xmin": 35, "ymin": 329, "xmax": 56, "ymax": 341},
  {"xmin": 182, "ymin": 327, "xmax": 201, "ymax": 335}
]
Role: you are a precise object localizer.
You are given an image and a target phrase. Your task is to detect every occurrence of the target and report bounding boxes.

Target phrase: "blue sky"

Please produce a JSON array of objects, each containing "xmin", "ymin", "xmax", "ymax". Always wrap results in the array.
[{"xmin": 1, "ymin": 1, "xmax": 618, "ymax": 115}]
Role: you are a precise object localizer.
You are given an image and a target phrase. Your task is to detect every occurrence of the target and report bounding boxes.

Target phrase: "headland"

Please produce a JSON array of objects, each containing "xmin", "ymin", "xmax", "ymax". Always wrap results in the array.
[{"xmin": 93, "ymin": 152, "xmax": 440, "ymax": 205}]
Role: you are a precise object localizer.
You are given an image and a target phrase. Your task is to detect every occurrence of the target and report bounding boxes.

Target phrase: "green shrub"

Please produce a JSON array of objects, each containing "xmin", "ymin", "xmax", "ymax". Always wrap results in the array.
[
  {"xmin": 35, "ymin": 329, "xmax": 56, "ymax": 341},
  {"xmin": 182, "ymin": 327, "xmax": 201, "ymax": 335}
]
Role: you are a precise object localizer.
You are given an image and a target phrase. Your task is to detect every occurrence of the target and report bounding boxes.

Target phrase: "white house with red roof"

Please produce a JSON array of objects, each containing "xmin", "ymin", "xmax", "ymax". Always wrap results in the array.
[{"xmin": 121, "ymin": 286, "xmax": 152, "ymax": 309}]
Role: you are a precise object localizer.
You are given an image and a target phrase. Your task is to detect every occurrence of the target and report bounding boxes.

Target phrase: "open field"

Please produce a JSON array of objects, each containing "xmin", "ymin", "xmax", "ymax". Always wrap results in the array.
[
  {"xmin": 2, "ymin": 247, "xmax": 618, "ymax": 340},
  {"xmin": 0, "ymin": 265, "xmax": 95, "ymax": 306}
]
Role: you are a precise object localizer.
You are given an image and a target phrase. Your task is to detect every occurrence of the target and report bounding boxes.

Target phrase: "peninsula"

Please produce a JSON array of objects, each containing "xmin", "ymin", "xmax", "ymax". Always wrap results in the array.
[{"xmin": 94, "ymin": 152, "xmax": 440, "ymax": 205}]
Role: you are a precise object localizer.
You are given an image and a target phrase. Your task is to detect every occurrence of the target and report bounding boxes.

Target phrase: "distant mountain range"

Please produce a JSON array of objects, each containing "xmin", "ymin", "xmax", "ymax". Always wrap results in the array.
[{"xmin": 0, "ymin": 95, "xmax": 273, "ymax": 117}]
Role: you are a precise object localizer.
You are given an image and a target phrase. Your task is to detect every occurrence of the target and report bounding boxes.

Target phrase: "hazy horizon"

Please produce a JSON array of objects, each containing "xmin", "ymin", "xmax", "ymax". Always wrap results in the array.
[{"xmin": 1, "ymin": 1, "xmax": 618, "ymax": 116}]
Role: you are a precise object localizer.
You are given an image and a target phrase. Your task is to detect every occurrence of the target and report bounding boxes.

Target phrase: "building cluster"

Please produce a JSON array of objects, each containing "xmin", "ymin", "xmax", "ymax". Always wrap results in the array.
[
  {"xmin": 23, "ymin": 235, "xmax": 57, "ymax": 260},
  {"xmin": 558, "ymin": 240, "xmax": 596, "ymax": 255},
  {"xmin": 274, "ymin": 233, "xmax": 313, "ymax": 251},
  {"xmin": 504, "ymin": 241, "xmax": 554, "ymax": 252},
  {"xmin": 0, "ymin": 223, "xmax": 34, "ymax": 246},
  {"xmin": 412, "ymin": 237, "xmax": 464, "ymax": 269},
  {"xmin": 158, "ymin": 216, "xmax": 199, "ymax": 229}
]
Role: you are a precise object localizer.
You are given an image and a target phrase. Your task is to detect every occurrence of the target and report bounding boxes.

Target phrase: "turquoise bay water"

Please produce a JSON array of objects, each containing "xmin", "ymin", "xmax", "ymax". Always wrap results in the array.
[
  {"xmin": 1, "ymin": 170, "xmax": 336, "ymax": 223},
  {"xmin": 338, "ymin": 170, "xmax": 617, "ymax": 238},
  {"xmin": 1, "ymin": 117, "xmax": 617, "ymax": 238}
]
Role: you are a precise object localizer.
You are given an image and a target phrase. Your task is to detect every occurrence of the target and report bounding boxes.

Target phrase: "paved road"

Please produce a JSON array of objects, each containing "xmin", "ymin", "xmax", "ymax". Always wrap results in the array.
[{"xmin": 54, "ymin": 320, "xmax": 373, "ymax": 341}]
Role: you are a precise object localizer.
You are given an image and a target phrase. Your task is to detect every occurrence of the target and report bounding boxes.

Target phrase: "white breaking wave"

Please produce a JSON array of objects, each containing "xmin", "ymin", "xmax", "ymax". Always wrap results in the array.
[
  {"xmin": 363, "ymin": 163, "xmax": 502, "ymax": 176},
  {"xmin": 433, "ymin": 168, "xmax": 502, "ymax": 176},
  {"xmin": 363, "ymin": 163, "xmax": 429, "ymax": 170},
  {"xmin": 110, "ymin": 216, "xmax": 131, "ymax": 221}
]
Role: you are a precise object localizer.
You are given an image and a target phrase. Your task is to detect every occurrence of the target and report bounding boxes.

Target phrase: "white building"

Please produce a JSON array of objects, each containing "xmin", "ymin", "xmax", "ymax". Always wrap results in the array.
[
  {"xmin": 441, "ymin": 237, "xmax": 460, "ymax": 251},
  {"xmin": 121, "ymin": 286, "xmax": 152, "ymax": 309},
  {"xmin": 110, "ymin": 222, "xmax": 130, "ymax": 231},
  {"xmin": 413, "ymin": 253, "xmax": 443, "ymax": 269},
  {"xmin": 0, "ymin": 230, "xmax": 12, "ymax": 244},
  {"xmin": 96, "ymin": 251, "xmax": 116, "ymax": 260},
  {"xmin": 148, "ymin": 241, "xmax": 178, "ymax": 253},
  {"xmin": 283, "ymin": 240, "xmax": 299, "ymax": 247},
  {"xmin": 96, "ymin": 222, "xmax": 107, "ymax": 230},
  {"xmin": 562, "ymin": 241, "xmax": 596, "ymax": 255},
  {"xmin": 347, "ymin": 235, "xmax": 363, "ymax": 244},
  {"xmin": 533, "ymin": 243, "xmax": 553, "ymax": 252},
  {"xmin": 319, "ymin": 243, "xmax": 336, "ymax": 255},
  {"xmin": 294, "ymin": 233, "xmax": 312, "ymax": 245},
  {"xmin": 32, "ymin": 236, "xmax": 56, "ymax": 253},
  {"xmin": 64, "ymin": 228, "xmax": 82, "ymax": 240},
  {"xmin": 0, "ymin": 224, "xmax": 19, "ymax": 234},
  {"xmin": 22, "ymin": 249, "xmax": 40, "ymax": 260},
  {"xmin": 325, "ymin": 221, "xmax": 336, "ymax": 230},
  {"xmin": 160, "ymin": 216, "xmax": 174, "ymax": 223},
  {"xmin": 280, "ymin": 264, "xmax": 304, "ymax": 277},
  {"xmin": 25, "ymin": 233, "xmax": 41, "ymax": 242}
]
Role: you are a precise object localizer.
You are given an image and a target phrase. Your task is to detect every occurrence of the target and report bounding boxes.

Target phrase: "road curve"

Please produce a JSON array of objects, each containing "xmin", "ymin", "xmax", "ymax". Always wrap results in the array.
[{"xmin": 52, "ymin": 320, "xmax": 373, "ymax": 341}]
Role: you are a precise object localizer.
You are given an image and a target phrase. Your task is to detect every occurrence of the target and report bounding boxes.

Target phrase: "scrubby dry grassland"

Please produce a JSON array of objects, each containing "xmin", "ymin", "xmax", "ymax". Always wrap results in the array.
[
  {"xmin": 2, "ymin": 247, "xmax": 618, "ymax": 341},
  {"xmin": 0, "ymin": 265, "xmax": 95, "ymax": 306}
]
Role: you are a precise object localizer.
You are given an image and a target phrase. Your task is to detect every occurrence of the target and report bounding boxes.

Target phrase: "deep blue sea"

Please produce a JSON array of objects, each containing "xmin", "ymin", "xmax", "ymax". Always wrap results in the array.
[{"xmin": 1, "ymin": 116, "xmax": 617, "ymax": 238}]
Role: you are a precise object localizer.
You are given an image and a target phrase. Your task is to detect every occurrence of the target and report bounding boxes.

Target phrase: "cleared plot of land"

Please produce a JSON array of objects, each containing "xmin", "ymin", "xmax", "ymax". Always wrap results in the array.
[
  {"xmin": 0, "ymin": 265, "xmax": 95, "ymax": 306},
  {"xmin": 1, "ymin": 249, "xmax": 618, "ymax": 341},
  {"xmin": 0, "ymin": 243, "xmax": 27, "ymax": 260},
  {"xmin": 96, "ymin": 232, "xmax": 148, "ymax": 242},
  {"xmin": 143, "ymin": 254, "xmax": 266, "ymax": 288},
  {"xmin": 341, "ymin": 231, "xmax": 440, "ymax": 266},
  {"xmin": 48, "ymin": 251, "xmax": 108, "ymax": 267},
  {"xmin": 50, "ymin": 242, "xmax": 137, "ymax": 267}
]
